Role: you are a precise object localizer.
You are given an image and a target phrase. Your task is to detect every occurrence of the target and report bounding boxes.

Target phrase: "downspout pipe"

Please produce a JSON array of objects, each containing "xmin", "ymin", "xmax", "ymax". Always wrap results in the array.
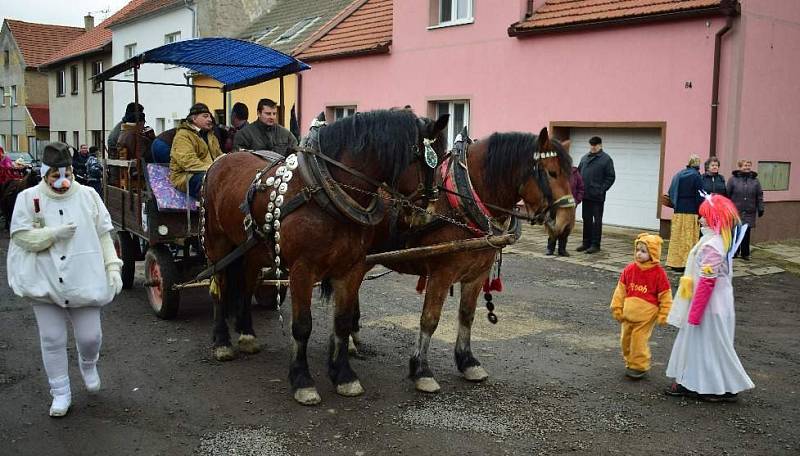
[
  {"xmin": 709, "ymin": 4, "xmax": 739, "ymax": 157},
  {"xmin": 184, "ymin": 0, "xmax": 197, "ymax": 38},
  {"xmin": 525, "ymin": 0, "xmax": 534, "ymax": 19}
]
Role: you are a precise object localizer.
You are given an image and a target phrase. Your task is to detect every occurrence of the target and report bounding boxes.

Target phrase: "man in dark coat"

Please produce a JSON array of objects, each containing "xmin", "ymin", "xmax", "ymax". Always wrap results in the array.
[
  {"xmin": 577, "ymin": 136, "xmax": 616, "ymax": 254},
  {"xmin": 727, "ymin": 159, "xmax": 764, "ymax": 260},
  {"xmin": 233, "ymin": 98, "xmax": 297, "ymax": 156}
]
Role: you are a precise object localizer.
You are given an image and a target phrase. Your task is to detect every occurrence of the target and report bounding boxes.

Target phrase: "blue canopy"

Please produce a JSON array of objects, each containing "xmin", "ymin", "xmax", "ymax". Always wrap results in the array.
[{"xmin": 95, "ymin": 38, "xmax": 310, "ymax": 91}]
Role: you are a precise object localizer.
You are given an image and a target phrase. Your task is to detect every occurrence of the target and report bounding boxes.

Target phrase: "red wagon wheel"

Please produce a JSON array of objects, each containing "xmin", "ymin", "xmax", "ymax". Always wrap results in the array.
[{"xmin": 144, "ymin": 244, "xmax": 180, "ymax": 319}]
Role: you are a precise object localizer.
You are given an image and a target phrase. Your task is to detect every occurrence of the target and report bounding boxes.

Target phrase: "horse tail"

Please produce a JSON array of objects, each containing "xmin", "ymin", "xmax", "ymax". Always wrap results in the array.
[{"xmin": 319, "ymin": 277, "xmax": 333, "ymax": 304}]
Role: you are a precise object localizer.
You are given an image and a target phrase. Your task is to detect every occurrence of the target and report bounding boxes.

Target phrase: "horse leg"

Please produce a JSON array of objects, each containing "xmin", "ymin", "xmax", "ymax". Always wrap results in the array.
[
  {"xmin": 288, "ymin": 264, "xmax": 321, "ymax": 405},
  {"xmin": 348, "ymin": 264, "xmax": 369, "ymax": 357},
  {"xmin": 455, "ymin": 277, "xmax": 489, "ymax": 382},
  {"xmin": 328, "ymin": 271, "xmax": 365, "ymax": 397},
  {"xmin": 235, "ymin": 257, "xmax": 261, "ymax": 355},
  {"xmin": 409, "ymin": 274, "xmax": 451, "ymax": 393},
  {"xmin": 211, "ymin": 270, "xmax": 235, "ymax": 361}
]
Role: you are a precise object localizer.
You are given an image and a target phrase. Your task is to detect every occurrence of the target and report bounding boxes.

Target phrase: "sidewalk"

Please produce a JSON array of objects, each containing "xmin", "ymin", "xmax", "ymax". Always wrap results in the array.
[{"xmin": 506, "ymin": 222, "xmax": 797, "ymax": 277}]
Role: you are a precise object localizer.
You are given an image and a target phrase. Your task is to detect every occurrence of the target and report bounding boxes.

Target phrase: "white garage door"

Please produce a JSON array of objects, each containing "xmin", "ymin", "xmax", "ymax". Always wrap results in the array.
[{"xmin": 569, "ymin": 128, "xmax": 662, "ymax": 230}]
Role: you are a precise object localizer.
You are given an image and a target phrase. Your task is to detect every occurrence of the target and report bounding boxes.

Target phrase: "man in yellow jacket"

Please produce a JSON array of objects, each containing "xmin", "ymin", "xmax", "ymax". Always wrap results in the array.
[{"xmin": 169, "ymin": 103, "xmax": 223, "ymax": 198}]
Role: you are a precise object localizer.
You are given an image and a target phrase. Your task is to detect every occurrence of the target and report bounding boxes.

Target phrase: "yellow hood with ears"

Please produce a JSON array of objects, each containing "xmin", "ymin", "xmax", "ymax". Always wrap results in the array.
[{"xmin": 634, "ymin": 233, "xmax": 664, "ymax": 268}]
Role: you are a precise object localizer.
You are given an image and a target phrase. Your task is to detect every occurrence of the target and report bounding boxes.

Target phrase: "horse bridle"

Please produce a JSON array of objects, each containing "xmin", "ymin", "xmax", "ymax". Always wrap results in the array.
[{"xmin": 522, "ymin": 150, "xmax": 576, "ymax": 229}]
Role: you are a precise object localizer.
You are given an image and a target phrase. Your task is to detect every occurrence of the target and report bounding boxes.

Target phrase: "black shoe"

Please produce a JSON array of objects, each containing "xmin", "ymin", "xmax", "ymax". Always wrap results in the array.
[
  {"xmin": 576, "ymin": 245, "xmax": 589, "ymax": 252},
  {"xmin": 664, "ymin": 383, "xmax": 698, "ymax": 398},
  {"xmin": 670, "ymin": 266, "xmax": 686, "ymax": 273},
  {"xmin": 585, "ymin": 246, "xmax": 601, "ymax": 254},
  {"xmin": 557, "ymin": 250, "xmax": 570, "ymax": 257},
  {"xmin": 741, "ymin": 255, "xmax": 751, "ymax": 261},
  {"xmin": 625, "ymin": 368, "xmax": 647, "ymax": 379},
  {"xmin": 545, "ymin": 249, "xmax": 555, "ymax": 256},
  {"xmin": 721, "ymin": 392, "xmax": 739, "ymax": 402}
]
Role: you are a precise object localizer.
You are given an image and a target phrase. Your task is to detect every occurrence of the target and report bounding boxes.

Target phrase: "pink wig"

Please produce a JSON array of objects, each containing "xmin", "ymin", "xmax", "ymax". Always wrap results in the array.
[{"xmin": 699, "ymin": 193, "xmax": 741, "ymax": 252}]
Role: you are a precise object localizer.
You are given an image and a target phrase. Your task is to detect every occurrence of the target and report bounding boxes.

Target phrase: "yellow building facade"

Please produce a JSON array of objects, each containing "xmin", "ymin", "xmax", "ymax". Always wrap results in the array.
[{"xmin": 193, "ymin": 74, "xmax": 298, "ymax": 128}]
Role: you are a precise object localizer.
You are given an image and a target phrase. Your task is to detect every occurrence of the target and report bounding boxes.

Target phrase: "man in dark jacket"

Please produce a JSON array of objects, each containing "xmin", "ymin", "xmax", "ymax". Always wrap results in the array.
[
  {"xmin": 233, "ymin": 98, "xmax": 297, "ymax": 155},
  {"xmin": 577, "ymin": 136, "xmax": 616, "ymax": 253}
]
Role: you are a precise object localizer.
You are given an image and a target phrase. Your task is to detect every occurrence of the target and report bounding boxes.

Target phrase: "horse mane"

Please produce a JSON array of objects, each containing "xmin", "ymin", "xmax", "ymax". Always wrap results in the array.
[
  {"xmin": 483, "ymin": 132, "xmax": 572, "ymax": 190},
  {"xmin": 317, "ymin": 109, "xmax": 419, "ymax": 185}
]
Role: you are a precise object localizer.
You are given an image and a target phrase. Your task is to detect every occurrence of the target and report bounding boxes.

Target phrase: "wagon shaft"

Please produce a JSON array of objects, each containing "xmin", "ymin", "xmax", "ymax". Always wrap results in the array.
[{"xmin": 365, "ymin": 233, "xmax": 518, "ymax": 265}]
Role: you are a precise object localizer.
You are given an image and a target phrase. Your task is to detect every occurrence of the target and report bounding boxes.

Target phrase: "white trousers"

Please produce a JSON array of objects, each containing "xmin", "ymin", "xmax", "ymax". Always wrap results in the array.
[{"xmin": 32, "ymin": 304, "xmax": 102, "ymax": 386}]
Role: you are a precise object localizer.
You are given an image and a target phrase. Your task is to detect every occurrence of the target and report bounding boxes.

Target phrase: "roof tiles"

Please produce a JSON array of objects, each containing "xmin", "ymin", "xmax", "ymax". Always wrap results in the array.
[
  {"xmin": 297, "ymin": 0, "xmax": 392, "ymax": 62},
  {"xmin": 5, "ymin": 20, "xmax": 85, "ymax": 67},
  {"xmin": 511, "ymin": 0, "xmax": 730, "ymax": 34},
  {"xmin": 107, "ymin": 0, "xmax": 184, "ymax": 28},
  {"xmin": 27, "ymin": 104, "xmax": 50, "ymax": 127},
  {"xmin": 42, "ymin": 0, "xmax": 149, "ymax": 67}
]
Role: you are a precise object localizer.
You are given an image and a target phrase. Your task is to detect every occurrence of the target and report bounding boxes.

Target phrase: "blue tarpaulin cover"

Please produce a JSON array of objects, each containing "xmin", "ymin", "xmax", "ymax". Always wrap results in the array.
[{"xmin": 95, "ymin": 38, "xmax": 310, "ymax": 91}]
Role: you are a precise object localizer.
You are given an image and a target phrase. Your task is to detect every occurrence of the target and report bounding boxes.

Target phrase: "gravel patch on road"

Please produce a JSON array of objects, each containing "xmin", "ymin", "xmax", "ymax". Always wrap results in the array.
[{"xmin": 197, "ymin": 427, "xmax": 293, "ymax": 456}]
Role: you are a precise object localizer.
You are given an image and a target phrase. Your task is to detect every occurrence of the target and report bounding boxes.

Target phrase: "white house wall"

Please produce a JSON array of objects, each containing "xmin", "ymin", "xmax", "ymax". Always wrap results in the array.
[{"xmin": 110, "ymin": 7, "xmax": 193, "ymax": 131}]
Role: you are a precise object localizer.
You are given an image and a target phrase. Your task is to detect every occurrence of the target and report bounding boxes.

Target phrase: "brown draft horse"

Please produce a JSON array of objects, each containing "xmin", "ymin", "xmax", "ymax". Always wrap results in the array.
[
  {"xmin": 201, "ymin": 109, "xmax": 449, "ymax": 405},
  {"xmin": 355, "ymin": 128, "xmax": 575, "ymax": 392}
]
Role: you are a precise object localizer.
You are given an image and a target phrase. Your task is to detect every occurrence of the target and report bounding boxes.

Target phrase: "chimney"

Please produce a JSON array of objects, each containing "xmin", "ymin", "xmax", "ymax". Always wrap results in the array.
[{"xmin": 84, "ymin": 14, "xmax": 95, "ymax": 31}]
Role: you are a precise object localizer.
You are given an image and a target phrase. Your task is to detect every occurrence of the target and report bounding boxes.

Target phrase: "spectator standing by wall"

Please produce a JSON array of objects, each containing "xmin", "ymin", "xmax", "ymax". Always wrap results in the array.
[
  {"xmin": 701, "ymin": 157, "xmax": 727, "ymax": 196},
  {"xmin": 577, "ymin": 136, "xmax": 615, "ymax": 254},
  {"xmin": 665, "ymin": 155, "xmax": 705, "ymax": 271},
  {"xmin": 726, "ymin": 159, "xmax": 764, "ymax": 260}
]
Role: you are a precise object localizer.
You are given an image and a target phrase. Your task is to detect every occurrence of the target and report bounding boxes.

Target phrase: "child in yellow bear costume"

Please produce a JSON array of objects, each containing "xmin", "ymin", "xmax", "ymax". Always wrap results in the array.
[{"xmin": 610, "ymin": 233, "xmax": 672, "ymax": 379}]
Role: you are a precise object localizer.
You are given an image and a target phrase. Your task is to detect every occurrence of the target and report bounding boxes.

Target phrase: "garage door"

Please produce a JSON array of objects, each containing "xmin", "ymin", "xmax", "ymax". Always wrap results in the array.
[{"xmin": 569, "ymin": 128, "xmax": 662, "ymax": 230}]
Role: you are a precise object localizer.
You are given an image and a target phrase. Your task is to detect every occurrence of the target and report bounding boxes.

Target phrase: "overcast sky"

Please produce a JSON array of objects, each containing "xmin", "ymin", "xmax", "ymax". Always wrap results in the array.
[{"xmin": 3, "ymin": 0, "xmax": 130, "ymax": 27}]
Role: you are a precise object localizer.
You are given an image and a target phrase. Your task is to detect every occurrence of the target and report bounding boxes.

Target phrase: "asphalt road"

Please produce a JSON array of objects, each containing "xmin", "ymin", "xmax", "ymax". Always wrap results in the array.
[{"xmin": 1, "ymin": 234, "xmax": 799, "ymax": 455}]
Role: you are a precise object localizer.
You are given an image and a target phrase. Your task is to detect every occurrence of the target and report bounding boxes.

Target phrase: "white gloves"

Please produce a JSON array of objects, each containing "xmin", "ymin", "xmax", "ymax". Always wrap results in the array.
[
  {"xmin": 107, "ymin": 268, "xmax": 123, "ymax": 295},
  {"xmin": 52, "ymin": 223, "xmax": 77, "ymax": 241}
]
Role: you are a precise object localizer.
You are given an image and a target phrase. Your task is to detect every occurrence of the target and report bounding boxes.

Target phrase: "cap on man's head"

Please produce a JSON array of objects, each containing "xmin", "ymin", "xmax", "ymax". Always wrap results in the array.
[
  {"xmin": 188, "ymin": 103, "xmax": 211, "ymax": 118},
  {"xmin": 125, "ymin": 102, "xmax": 145, "ymax": 114},
  {"xmin": 42, "ymin": 142, "xmax": 73, "ymax": 168},
  {"xmin": 589, "ymin": 136, "xmax": 602, "ymax": 146}
]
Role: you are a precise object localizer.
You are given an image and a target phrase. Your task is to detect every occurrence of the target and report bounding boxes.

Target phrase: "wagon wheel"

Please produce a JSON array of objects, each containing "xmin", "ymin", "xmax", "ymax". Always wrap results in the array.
[
  {"xmin": 115, "ymin": 231, "xmax": 140, "ymax": 289},
  {"xmin": 144, "ymin": 244, "xmax": 180, "ymax": 319}
]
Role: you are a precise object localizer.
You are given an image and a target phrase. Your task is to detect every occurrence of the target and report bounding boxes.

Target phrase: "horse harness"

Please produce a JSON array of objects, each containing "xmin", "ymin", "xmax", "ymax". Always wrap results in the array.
[{"xmin": 196, "ymin": 125, "xmax": 437, "ymax": 281}]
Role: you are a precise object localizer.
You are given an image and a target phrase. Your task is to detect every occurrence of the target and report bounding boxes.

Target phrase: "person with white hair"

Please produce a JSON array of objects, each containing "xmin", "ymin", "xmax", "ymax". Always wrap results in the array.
[{"xmin": 665, "ymin": 154, "xmax": 705, "ymax": 271}]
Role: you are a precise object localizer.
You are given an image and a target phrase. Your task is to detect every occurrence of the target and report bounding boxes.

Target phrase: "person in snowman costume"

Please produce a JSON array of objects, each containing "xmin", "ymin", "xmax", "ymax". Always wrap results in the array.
[{"xmin": 7, "ymin": 142, "xmax": 123, "ymax": 417}]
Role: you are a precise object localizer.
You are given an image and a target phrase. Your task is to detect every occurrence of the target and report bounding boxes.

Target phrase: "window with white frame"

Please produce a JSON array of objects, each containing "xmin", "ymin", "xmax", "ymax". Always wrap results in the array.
[
  {"xmin": 11, "ymin": 135, "xmax": 19, "ymax": 151},
  {"xmin": 10, "ymin": 85, "xmax": 16, "ymax": 105},
  {"xmin": 330, "ymin": 106, "xmax": 356, "ymax": 121},
  {"xmin": 73, "ymin": 131, "xmax": 80, "ymax": 148},
  {"xmin": 91, "ymin": 60, "xmax": 103, "ymax": 92},
  {"xmin": 0, "ymin": 86, "xmax": 4, "ymax": 106},
  {"xmin": 273, "ymin": 17, "xmax": 319, "ymax": 44},
  {"xmin": 164, "ymin": 32, "xmax": 181, "ymax": 68},
  {"xmin": 430, "ymin": 0, "xmax": 473, "ymax": 27},
  {"xmin": 434, "ymin": 100, "xmax": 469, "ymax": 148},
  {"xmin": 56, "ymin": 70, "xmax": 66, "ymax": 96},
  {"xmin": 0, "ymin": 134, "xmax": 5, "ymax": 149},
  {"xmin": 70, "ymin": 65, "xmax": 79, "ymax": 95},
  {"xmin": 58, "ymin": 131, "xmax": 67, "ymax": 143},
  {"xmin": 124, "ymin": 44, "xmax": 136, "ymax": 75}
]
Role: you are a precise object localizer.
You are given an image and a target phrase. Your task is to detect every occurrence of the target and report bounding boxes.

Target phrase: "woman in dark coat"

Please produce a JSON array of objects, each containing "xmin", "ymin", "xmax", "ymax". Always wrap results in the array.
[
  {"xmin": 726, "ymin": 159, "xmax": 764, "ymax": 260},
  {"xmin": 701, "ymin": 157, "xmax": 727, "ymax": 196},
  {"xmin": 665, "ymin": 155, "xmax": 705, "ymax": 270}
]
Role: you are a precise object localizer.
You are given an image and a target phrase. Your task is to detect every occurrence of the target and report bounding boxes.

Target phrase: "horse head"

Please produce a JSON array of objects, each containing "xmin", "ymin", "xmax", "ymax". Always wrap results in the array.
[
  {"xmin": 394, "ymin": 114, "xmax": 449, "ymax": 203},
  {"xmin": 518, "ymin": 128, "xmax": 576, "ymax": 237}
]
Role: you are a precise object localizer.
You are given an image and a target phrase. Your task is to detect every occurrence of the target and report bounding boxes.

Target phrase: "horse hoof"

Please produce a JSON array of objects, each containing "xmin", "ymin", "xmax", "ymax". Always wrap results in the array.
[
  {"xmin": 463, "ymin": 365, "xmax": 489, "ymax": 382},
  {"xmin": 415, "ymin": 377, "xmax": 441, "ymax": 393},
  {"xmin": 294, "ymin": 387, "xmax": 322, "ymax": 405},
  {"xmin": 237, "ymin": 334, "xmax": 261, "ymax": 354},
  {"xmin": 213, "ymin": 346, "xmax": 235, "ymax": 361},
  {"xmin": 336, "ymin": 380, "xmax": 365, "ymax": 397}
]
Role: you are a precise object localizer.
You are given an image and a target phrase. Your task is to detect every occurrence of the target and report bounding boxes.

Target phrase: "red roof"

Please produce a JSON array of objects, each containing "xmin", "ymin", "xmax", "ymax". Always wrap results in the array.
[
  {"xmin": 107, "ymin": 0, "xmax": 185, "ymax": 28},
  {"xmin": 5, "ymin": 20, "xmax": 85, "ymax": 68},
  {"xmin": 510, "ymin": 0, "xmax": 736, "ymax": 35},
  {"xmin": 296, "ymin": 0, "xmax": 392, "ymax": 62},
  {"xmin": 27, "ymin": 104, "xmax": 49, "ymax": 128},
  {"xmin": 43, "ymin": 0, "xmax": 149, "ymax": 67}
]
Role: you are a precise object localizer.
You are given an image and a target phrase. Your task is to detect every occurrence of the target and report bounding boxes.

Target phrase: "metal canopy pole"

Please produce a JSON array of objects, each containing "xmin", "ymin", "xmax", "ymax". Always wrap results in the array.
[
  {"xmin": 279, "ymin": 76, "xmax": 285, "ymax": 126},
  {"xmin": 101, "ymin": 81, "xmax": 107, "ymax": 201}
]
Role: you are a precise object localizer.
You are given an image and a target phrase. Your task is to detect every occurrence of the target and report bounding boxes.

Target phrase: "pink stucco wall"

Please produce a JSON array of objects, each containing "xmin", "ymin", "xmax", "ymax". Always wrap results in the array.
[{"xmin": 300, "ymin": 0, "xmax": 800, "ymax": 204}]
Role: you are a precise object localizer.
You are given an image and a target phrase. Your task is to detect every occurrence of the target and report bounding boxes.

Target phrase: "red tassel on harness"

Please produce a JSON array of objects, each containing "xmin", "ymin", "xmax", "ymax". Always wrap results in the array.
[
  {"xmin": 416, "ymin": 276, "xmax": 427, "ymax": 294},
  {"xmin": 483, "ymin": 277, "xmax": 503, "ymax": 293}
]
